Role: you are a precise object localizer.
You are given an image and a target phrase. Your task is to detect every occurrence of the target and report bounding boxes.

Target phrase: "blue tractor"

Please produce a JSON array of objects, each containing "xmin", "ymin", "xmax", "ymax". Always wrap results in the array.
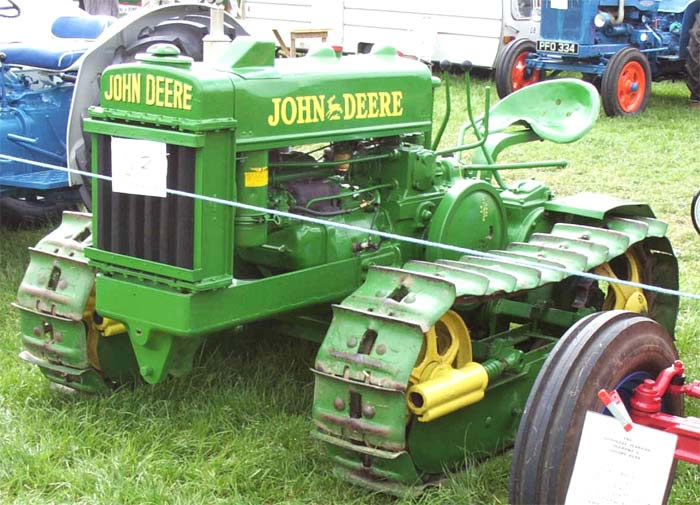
[
  {"xmin": 0, "ymin": 1, "xmax": 113, "ymax": 225},
  {"xmin": 0, "ymin": 1, "xmax": 245, "ymax": 226},
  {"xmin": 495, "ymin": 0, "xmax": 700, "ymax": 116}
]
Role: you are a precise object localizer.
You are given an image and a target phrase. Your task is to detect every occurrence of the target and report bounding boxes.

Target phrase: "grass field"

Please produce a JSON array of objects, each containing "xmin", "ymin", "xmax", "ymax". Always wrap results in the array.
[{"xmin": 0, "ymin": 75, "xmax": 698, "ymax": 504}]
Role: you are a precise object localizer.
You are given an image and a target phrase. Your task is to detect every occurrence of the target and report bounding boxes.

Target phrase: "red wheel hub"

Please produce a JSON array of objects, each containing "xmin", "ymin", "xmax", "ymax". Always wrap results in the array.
[
  {"xmin": 511, "ymin": 52, "xmax": 540, "ymax": 91},
  {"xmin": 617, "ymin": 61, "xmax": 646, "ymax": 113}
]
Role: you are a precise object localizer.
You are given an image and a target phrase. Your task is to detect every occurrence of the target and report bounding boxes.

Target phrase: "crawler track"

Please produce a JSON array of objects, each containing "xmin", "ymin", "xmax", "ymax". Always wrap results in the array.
[{"xmin": 311, "ymin": 214, "xmax": 676, "ymax": 493}]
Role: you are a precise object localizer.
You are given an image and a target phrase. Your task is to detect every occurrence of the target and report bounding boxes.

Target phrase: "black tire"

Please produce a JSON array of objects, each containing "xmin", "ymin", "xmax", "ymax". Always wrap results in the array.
[
  {"xmin": 692, "ymin": 190, "xmax": 700, "ymax": 234},
  {"xmin": 112, "ymin": 15, "xmax": 247, "ymax": 63},
  {"xmin": 582, "ymin": 72, "xmax": 602, "ymax": 91},
  {"xmin": 685, "ymin": 13, "xmax": 700, "ymax": 101},
  {"xmin": 601, "ymin": 47, "xmax": 651, "ymax": 116},
  {"xmin": 0, "ymin": 190, "xmax": 81, "ymax": 228},
  {"xmin": 509, "ymin": 311, "xmax": 682, "ymax": 505},
  {"xmin": 495, "ymin": 38, "xmax": 541, "ymax": 98}
]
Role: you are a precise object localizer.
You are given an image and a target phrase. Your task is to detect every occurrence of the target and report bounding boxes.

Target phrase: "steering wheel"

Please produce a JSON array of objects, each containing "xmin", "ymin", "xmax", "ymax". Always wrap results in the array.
[{"xmin": 0, "ymin": 0, "xmax": 20, "ymax": 18}]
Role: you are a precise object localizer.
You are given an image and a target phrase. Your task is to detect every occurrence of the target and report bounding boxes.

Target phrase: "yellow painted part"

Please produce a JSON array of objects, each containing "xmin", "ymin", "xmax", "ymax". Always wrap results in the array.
[
  {"xmin": 406, "ymin": 311, "xmax": 488, "ymax": 422},
  {"xmin": 83, "ymin": 291, "xmax": 128, "ymax": 370},
  {"xmin": 244, "ymin": 167, "xmax": 268, "ymax": 187},
  {"xmin": 407, "ymin": 362, "xmax": 489, "ymax": 422},
  {"xmin": 409, "ymin": 310, "xmax": 472, "ymax": 385},
  {"xmin": 95, "ymin": 317, "xmax": 127, "ymax": 337},
  {"xmin": 84, "ymin": 293, "xmax": 102, "ymax": 371},
  {"xmin": 594, "ymin": 250, "xmax": 648, "ymax": 313}
]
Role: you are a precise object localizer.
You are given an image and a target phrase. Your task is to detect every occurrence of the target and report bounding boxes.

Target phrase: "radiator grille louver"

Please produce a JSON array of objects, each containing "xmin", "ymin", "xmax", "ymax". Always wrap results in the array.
[{"xmin": 96, "ymin": 135, "xmax": 195, "ymax": 269}]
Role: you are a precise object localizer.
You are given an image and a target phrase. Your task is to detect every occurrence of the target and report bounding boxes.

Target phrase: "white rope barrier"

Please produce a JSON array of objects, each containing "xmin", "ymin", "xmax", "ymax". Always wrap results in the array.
[{"xmin": 2, "ymin": 152, "xmax": 699, "ymax": 301}]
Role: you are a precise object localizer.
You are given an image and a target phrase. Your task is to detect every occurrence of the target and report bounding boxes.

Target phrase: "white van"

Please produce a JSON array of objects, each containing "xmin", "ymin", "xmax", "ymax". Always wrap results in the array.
[{"xmin": 236, "ymin": 0, "xmax": 541, "ymax": 68}]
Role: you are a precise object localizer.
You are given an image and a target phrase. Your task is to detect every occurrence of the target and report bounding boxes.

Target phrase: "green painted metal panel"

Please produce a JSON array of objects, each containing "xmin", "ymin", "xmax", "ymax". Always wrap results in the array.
[
  {"xmin": 83, "ymin": 119, "xmax": 207, "ymax": 147},
  {"xmin": 550, "ymin": 223, "xmax": 631, "ymax": 259},
  {"xmin": 341, "ymin": 266, "xmax": 456, "ymax": 331},
  {"xmin": 544, "ymin": 192, "xmax": 654, "ymax": 219},
  {"xmin": 437, "ymin": 260, "xmax": 519, "ymax": 294},
  {"xmin": 223, "ymin": 40, "xmax": 434, "ymax": 151},
  {"xmin": 528, "ymin": 233, "xmax": 611, "ymax": 269},
  {"xmin": 402, "ymin": 260, "xmax": 490, "ymax": 298},
  {"xmin": 456, "ymin": 255, "xmax": 542, "ymax": 290}
]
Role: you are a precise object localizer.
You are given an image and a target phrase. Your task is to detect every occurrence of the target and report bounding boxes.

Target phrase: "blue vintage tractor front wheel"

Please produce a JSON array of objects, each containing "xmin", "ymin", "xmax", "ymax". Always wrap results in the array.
[
  {"xmin": 495, "ymin": 38, "xmax": 541, "ymax": 98},
  {"xmin": 601, "ymin": 47, "xmax": 651, "ymax": 116}
]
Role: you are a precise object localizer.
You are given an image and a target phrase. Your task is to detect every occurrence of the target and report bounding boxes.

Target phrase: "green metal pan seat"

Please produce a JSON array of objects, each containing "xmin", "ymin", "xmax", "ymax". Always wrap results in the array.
[
  {"xmin": 484, "ymin": 78, "xmax": 600, "ymax": 143},
  {"xmin": 471, "ymin": 78, "xmax": 600, "ymax": 165}
]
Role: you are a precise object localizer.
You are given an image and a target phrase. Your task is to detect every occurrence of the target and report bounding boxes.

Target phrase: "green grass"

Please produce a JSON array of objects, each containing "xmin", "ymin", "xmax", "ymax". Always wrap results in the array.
[{"xmin": 1, "ymin": 76, "xmax": 699, "ymax": 504}]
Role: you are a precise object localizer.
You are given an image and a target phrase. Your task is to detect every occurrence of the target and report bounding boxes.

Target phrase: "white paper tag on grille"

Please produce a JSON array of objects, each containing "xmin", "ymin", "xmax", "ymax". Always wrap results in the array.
[
  {"xmin": 551, "ymin": 0, "xmax": 569, "ymax": 9},
  {"xmin": 111, "ymin": 137, "xmax": 167, "ymax": 198},
  {"xmin": 565, "ymin": 411, "xmax": 677, "ymax": 505}
]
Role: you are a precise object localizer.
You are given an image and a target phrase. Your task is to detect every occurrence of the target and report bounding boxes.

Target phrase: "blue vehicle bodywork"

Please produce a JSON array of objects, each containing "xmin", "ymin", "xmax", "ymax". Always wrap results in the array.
[
  {"xmin": 0, "ymin": 14, "xmax": 112, "ymax": 199},
  {"xmin": 0, "ymin": 68, "xmax": 74, "ymax": 195},
  {"xmin": 531, "ymin": 0, "xmax": 700, "ymax": 78}
]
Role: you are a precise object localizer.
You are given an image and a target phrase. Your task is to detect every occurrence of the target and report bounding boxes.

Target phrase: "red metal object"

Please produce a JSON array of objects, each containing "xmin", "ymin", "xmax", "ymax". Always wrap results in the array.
[{"xmin": 628, "ymin": 360, "xmax": 700, "ymax": 465}]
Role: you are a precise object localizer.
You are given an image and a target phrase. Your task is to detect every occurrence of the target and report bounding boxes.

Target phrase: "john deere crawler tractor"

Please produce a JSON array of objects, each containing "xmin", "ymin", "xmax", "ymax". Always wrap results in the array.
[{"xmin": 13, "ymin": 37, "xmax": 682, "ymax": 503}]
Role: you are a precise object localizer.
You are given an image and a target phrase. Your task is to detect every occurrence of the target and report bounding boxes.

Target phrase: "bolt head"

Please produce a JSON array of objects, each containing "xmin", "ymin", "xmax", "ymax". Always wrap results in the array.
[
  {"xmin": 347, "ymin": 337, "xmax": 358, "ymax": 348},
  {"xmin": 333, "ymin": 398, "xmax": 345, "ymax": 411},
  {"xmin": 362, "ymin": 405, "xmax": 376, "ymax": 419},
  {"xmin": 375, "ymin": 344, "xmax": 387, "ymax": 355}
]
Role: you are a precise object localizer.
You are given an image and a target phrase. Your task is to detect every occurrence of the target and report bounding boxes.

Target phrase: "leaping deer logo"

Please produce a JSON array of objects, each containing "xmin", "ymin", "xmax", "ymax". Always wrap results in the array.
[{"xmin": 326, "ymin": 95, "xmax": 343, "ymax": 121}]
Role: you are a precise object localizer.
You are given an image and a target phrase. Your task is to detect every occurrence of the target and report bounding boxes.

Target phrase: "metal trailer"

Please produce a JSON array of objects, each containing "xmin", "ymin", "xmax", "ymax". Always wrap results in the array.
[{"xmin": 236, "ymin": 0, "xmax": 541, "ymax": 67}]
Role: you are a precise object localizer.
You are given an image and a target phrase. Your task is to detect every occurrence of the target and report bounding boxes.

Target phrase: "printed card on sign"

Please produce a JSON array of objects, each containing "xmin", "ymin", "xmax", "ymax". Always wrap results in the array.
[
  {"xmin": 111, "ymin": 137, "xmax": 168, "ymax": 198},
  {"xmin": 565, "ymin": 411, "xmax": 678, "ymax": 505},
  {"xmin": 551, "ymin": 0, "xmax": 568, "ymax": 9}
]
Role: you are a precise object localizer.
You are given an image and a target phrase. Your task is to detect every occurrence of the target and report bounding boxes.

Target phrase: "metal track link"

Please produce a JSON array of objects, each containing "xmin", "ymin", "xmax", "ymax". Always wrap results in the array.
[
  {"xmin": 312, "ymin": 215, "xmax": 665, "ymax": 493},
  {"xmin": 13, "ymin": 212, "xmax": 109, "ymax": 393}
]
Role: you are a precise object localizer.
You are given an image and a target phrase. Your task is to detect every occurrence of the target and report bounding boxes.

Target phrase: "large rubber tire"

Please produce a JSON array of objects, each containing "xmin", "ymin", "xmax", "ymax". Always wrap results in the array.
[
  {"xmin": 692, "ymin": 190, "xmax": 700, "ymax": 234},
  {"xmin": 495, "ymin": 38, "xmax": 541, "ymax": 98},
  {"xmin": 581, "ymin": 72, "xmax": 602, "ymax": 92},
  {"xmin": 112, "ymin": 15, "xmax": 245, "ymax": 64},
  {"xmin": 685, "ymin": 13, "xmax": 700, "ymax": 101},
  {"xmin": 509, "ymin": 311, "xmax": 682, "ymax": 505},
  {"xmin": 601, "ymin": 47, "xmax": 651, "ymax": 116}
]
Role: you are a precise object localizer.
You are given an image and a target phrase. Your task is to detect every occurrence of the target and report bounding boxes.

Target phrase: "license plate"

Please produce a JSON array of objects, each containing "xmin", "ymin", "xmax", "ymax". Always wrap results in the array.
[{"xmin": 537, "ymin": 40, "xmax": 579, "ymax": 55}]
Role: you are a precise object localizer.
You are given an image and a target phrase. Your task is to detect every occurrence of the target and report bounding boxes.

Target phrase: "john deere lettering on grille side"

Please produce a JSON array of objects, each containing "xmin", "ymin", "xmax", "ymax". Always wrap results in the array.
[{"xmin": 103, "ymin": 73, "xmax": 193, "ymax": 110}]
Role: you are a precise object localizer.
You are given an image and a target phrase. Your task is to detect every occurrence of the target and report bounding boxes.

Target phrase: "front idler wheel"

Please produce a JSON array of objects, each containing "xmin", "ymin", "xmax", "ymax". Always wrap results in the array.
[
  {"xmin": 495, "ymin": 38, "xmax": 541, "ymax": 98},
  {"xmin": 509, "ymin": 311, "xmax": 682, "ymax": 505},
  {"xmin": 601, "ymin": 47, "xmax": 651, "ymax": 116}
]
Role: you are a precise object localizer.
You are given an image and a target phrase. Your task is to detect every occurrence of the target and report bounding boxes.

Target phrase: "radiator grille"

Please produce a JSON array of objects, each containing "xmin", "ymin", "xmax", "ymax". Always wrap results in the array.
[{"xmin": 96, "ymin": 135, "xmax": 195, "ymax": 269}]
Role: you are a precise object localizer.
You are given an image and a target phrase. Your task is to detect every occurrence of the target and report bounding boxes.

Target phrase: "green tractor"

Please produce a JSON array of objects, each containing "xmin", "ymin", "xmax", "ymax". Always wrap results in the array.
[{"xmin": 13, "ymin": 38, "xmax": 682, "ymax": 502}]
